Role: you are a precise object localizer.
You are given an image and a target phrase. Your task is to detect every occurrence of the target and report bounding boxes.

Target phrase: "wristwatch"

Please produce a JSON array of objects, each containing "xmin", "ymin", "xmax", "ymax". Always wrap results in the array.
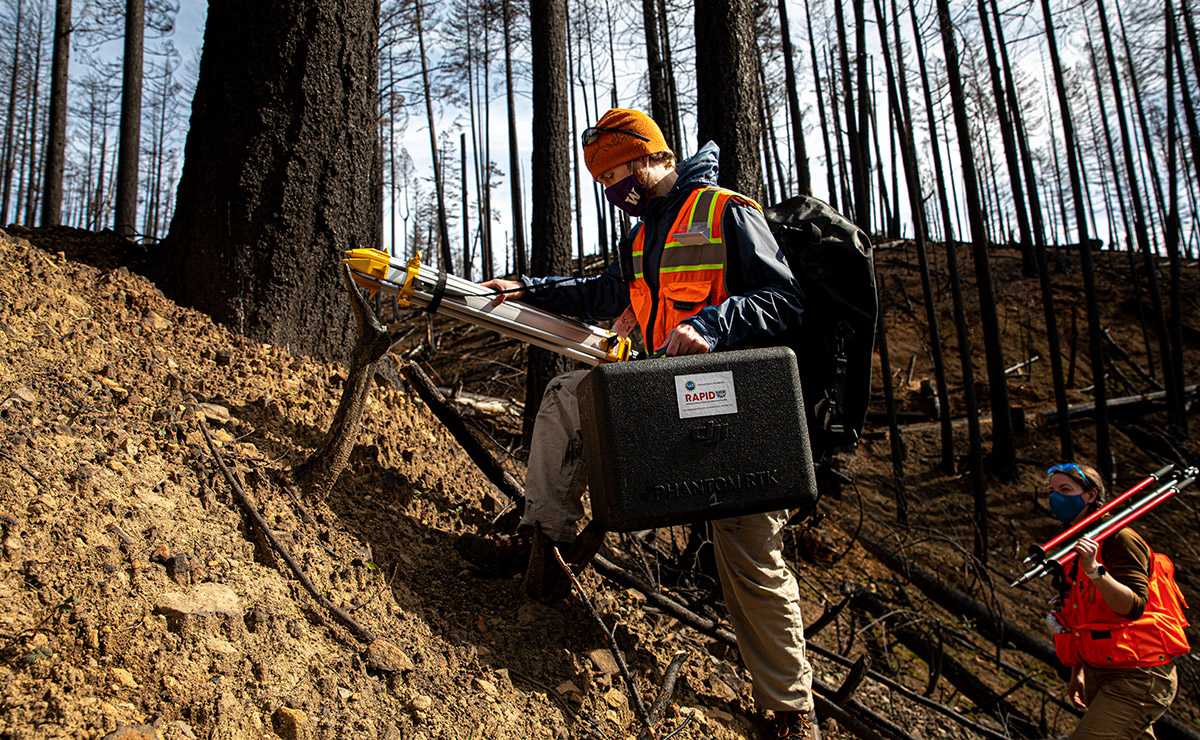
[{"xmin": 1086, "ymin": 565, "xmax": 1107, "ymax": 580}]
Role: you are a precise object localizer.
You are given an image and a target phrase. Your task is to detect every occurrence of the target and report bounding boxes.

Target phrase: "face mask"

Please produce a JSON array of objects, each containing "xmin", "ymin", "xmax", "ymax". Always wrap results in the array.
[
  {"xmin": 605, "ymin": 173, "xmax": 648, "ymax": 218},
  {"xmin": 1048, "ymin": 491, "xmax": 1088, "ymax": 524}
]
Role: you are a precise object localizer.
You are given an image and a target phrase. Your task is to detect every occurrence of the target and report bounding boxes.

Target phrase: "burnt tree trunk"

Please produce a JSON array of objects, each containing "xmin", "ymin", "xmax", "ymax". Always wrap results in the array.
[
  {"xmin": 503, "ymin": 0, "xmax": 528, "ymax": 276},
  {"xmin": 41, "ymin": 0, "xmax": 70, "ymax": 227},
  {"xmin": 976, "ymin": 0, "xmax": 1034, "ymax": 274},
  {"xmin": 805, "ymin": 0, "xmax": 838, "ymax": 208},
  {"xmin": 642, "ymin": 0, "xmax": 678, "ymax": 155},
  {"xmin": 878, "ymin": 0, "xmax": 955, "ymax": 472},
  {"xmin": 524, "ymin": 0, "xmax": 573, "ymax": 445},
  {"xmin": 929, "ymin": 0, "xmax": 991, "ymax": 558},
  {"xmin": 936, "ymin": 0, "xmax": 1016, "ymax": 496},
  {"xmin": 1095, "ymin": 0, "xmax": 1176, "ymax": 461},
  {"xmin": 114, "ymin": 0, "xmax": 144, "ymax": 238},
  {"xmin": 778, "ymin": 0, "xmax": 812, "ymax": 196},
  {"xmin": 415, "ymin": 0, "xmax": 453, "ymax": 272},
  {"xmin": 695, "ymin": 0, "xmax": 762, "ymax": 200},
  {"xmin": 833, "ymin": 0, "xmax": 861, "ymax": 222},
  {"xmin": 155, "ymin": 0, "xmax": 379, "ymax": 362}
]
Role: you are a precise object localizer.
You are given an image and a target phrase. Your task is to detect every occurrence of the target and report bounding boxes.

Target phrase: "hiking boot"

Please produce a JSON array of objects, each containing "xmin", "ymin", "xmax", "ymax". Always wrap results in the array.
[
  {"xmin": 455, "ymin": 526, "xmax": 537, "ymax": 577},
  {"xmin": 773, "ymin": 709, "xmax": 821, "ymax": 740}
]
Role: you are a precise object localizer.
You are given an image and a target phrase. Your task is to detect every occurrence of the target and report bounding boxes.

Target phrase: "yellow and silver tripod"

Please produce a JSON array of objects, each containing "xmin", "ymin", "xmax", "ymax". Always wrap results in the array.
[{"xmin": 343, "ymin": 248, "xmax": 634, "ymax": 366}]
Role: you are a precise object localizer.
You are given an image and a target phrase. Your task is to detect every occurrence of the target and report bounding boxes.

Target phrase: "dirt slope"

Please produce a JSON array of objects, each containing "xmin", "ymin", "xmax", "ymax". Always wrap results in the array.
[{"xmin": 1, "ymin": 226, "xmax": 1197, "ymax": 740}]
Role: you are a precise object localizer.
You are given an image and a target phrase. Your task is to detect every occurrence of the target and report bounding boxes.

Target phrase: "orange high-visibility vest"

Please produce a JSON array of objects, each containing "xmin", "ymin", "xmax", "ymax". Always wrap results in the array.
[
  {"xmin": 1054, "ymin": 549, "xmax": 1190, "ymax": 669},
  {"xmin": 629, "ymin": 186, "xmax": 760, "ymax": 350}
]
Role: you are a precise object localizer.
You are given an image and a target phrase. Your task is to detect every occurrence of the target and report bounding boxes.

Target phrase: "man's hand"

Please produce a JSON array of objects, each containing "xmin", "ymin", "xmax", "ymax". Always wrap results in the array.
[
  {"xmin": 1074, "ymin": 537, "xmax": 1101, "ymax": 574},
  {"xmin": 480, "ymin": 278, "xmax": 524, "ymax": 307},
  {"xmin": 1068, "ymin": 666, "xmax": 1087, "ymax": 708},
  {"xmin": 656, "ymin": 324, "xmax": 711, "ymax": 356}
]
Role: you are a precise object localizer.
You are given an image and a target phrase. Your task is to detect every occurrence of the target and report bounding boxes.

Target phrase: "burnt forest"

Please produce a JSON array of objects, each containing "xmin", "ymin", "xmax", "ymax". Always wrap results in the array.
[{"xmin": 0, "ymin": 0, "xmax": 1198, "ymax": 738}]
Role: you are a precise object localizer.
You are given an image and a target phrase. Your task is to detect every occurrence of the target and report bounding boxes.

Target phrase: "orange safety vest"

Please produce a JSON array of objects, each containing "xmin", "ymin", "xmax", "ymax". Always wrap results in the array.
[
  {"xmin": 1054, "ymin": 549, "xmax": 1190, "ymax": 669},
  {"xmin": 628, "ymin": 186, "xmax": 760, "ymax": 350}
]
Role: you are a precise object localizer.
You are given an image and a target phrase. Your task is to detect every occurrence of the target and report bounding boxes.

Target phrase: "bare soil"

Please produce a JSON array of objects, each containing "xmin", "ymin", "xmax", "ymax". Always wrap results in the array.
[{"xmin": 1, "ymin": 224, "xmax": 1197, "ymax": 740}]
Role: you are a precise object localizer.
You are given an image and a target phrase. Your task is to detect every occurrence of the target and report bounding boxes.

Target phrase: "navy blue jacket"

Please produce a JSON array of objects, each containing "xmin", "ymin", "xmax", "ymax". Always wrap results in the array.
[{"xmin": 520, "ymin": 142, "xmax": 804, "ymax": 352}]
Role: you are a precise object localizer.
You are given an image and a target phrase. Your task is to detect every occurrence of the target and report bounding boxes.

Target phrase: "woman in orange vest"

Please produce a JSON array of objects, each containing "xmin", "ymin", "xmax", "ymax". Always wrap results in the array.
[{"xmin": 1045, "ymin": 462, "xmax": 1189, "ymax": 739}]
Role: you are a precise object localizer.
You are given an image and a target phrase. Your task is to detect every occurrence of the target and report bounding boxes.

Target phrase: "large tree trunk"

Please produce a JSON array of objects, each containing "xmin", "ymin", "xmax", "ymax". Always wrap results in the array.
[
  {"xmin": 114, "ymin": 0, "xmax": 144, "ymax": 238},
  {"xmin": 524, "ymin": 0, "xmax": 573, "ymax": 445},
  {"xmin": 41, "ymin": 0, "xmax": 70, "ymax": 227},
  {"xmin": 695, "ymin": 0, "xmax": 762, "ymax": 200},
  {"xmin": 155, "ymin": 0, "xmax": 379, "ymax": 362}
]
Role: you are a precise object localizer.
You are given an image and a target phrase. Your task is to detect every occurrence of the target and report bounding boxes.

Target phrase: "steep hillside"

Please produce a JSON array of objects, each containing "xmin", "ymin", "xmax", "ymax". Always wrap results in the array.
[{"xmin": 1, "ymin": 225, "xmax": 1197, "ymax": 740}]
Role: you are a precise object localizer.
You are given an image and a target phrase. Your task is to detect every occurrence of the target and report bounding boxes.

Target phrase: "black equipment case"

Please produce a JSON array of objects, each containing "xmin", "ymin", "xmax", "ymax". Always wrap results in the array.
[{"xmin": 577, "ymin": 347, "xmax": 818, "ymax": 531}]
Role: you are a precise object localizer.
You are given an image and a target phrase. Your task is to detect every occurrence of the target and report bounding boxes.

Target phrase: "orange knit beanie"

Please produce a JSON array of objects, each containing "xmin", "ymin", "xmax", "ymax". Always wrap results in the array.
[{"xmin": 583, "ymin": 109, "xmax": 669, "ymax": 180}]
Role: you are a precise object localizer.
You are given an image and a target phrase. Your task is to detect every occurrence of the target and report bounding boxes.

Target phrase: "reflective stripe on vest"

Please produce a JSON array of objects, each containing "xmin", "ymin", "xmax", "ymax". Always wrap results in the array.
[
  {"xmin": 1055, "ymin": 550, "xmax": 1190, "ymax": 669},
  {"xmin": 629, "ymin": 187, "xmax": 761, "ymax": 349}
]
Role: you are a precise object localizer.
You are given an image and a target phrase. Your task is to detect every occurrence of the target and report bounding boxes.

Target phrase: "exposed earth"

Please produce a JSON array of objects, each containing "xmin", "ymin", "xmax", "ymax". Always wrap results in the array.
[{"xmin": 0, "ymin": 224, "xmax": 1197, "ymax": 740}]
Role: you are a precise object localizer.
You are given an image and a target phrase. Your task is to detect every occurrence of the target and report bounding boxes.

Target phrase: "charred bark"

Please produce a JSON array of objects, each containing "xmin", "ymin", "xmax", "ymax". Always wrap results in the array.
[{"xmin": 155, "ymin": 0, "xmax": 379, "ymax": 362}]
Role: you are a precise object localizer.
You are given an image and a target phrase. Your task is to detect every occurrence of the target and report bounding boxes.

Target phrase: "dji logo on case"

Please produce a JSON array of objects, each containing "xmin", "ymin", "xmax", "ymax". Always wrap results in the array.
[{"xmin": 689, "ymin": 418, "xmax": 729, "ymax": 446}]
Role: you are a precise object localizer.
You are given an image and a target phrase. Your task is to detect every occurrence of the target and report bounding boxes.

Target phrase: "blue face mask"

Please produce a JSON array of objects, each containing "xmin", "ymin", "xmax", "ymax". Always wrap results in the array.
[
  {"xmin": 1048, "ymin": 491, "xmax": 1088, "ymax": 524},
  {"xmin": 605, "ymin": 173, "xmax": 648, "ymax": 217}
]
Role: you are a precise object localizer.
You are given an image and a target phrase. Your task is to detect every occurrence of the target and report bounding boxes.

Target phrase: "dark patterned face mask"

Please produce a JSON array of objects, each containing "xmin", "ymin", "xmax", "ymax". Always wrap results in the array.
[{"xmin": 605, "ymin": 173, "xmax": 648, "ymax": 218}]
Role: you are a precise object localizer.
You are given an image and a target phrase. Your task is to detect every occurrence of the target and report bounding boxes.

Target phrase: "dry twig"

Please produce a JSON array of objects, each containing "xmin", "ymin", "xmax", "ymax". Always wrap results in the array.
[{"xmin": 198, "ymin": 421, "xmax": 376, "ymax": 644}]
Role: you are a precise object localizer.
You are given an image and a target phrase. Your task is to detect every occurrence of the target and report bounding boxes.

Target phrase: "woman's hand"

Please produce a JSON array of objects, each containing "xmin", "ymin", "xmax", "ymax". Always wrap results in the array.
[
  {"xmin": 1068, "ymin": 666, "xmax": 1087, "ymax": 708},
  {"xmin": 480, "ymin": 279, "xmax": 525, "ymax": 306},
  {"xmin": 1074, "ymin": 537, "xmax": 1101, "ymax": 575}
]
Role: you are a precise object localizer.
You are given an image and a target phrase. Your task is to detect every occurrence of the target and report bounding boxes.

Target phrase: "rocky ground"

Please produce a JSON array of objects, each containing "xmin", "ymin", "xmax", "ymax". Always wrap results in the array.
[{"xmin": 0, "ymin": 224, "xmax": 1197, "ymax": 740}]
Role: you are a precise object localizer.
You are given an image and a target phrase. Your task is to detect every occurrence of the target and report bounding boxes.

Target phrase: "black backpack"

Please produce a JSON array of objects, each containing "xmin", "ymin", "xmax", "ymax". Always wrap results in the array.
[{"xmin": 763, "ymin": 195, "xmax": 877, "ymax": 456}]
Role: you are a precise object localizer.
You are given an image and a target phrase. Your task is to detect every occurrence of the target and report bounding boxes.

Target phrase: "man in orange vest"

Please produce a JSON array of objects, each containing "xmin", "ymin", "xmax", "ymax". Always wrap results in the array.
[
  {"xmin": 1045, "ymin": 462, "xmax": 1190, "ymax": 739},
  {"xmin": 456, "ymin": 109, "xmax": 818, "ymax": 739}
]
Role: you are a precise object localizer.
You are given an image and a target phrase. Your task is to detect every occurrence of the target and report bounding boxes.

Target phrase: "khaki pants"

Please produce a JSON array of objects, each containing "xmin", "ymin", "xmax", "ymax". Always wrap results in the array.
[
  {"xmin": 520, "ymin": 370, "xmax": 814, "ymax": 712},
  {"xmin": 1072, "ymin": 663, "xmax": 1178, "ymax": 739}
]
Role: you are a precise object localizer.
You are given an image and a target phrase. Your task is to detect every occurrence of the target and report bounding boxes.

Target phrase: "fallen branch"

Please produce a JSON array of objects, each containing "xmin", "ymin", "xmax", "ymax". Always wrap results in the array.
[
  {"xmin": 438, "ymin": 387, "xmax": 523, "ymax": 417},
  {"xmin": 854, "ymin": 590, "xmax": 1040, "ymax": 738},
  {"xmin": 199, "ymin": 421, "xmax": 376, "ymax": 644},
  {"xmin": 592, "ymin": 555, "xmax": 1014, "ymax": 740},
  {"xmin": 403, "ymin": 360, "xmax": 524, "ymax": 505},
  {"xmin": 0, "ymin": 449, "xmax": 43, "ymax": 489},
  {"xmin": 554, "ymin": 544, "xmax": 662, "ymax": 734},
  {"xmin": 1033, "ymin": 384, "xmax": 1200, "ymax": 427}
]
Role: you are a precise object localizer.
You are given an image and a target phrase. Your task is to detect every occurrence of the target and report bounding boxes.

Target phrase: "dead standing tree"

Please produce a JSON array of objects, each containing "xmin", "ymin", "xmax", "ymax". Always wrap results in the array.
[
  {"xmin": 40, "ymin": 0, "xmax": 70, "ymax": 227},
  {"xmin": 934, "ymin": 0, "xmax": 1017, "ymax": 499},
  {"xmin": 113, "ymin": 0, "xmax": 143, "ymax": 238},
  {"xmin": 695, "ymin": 0, "xmax": 763, "ymax": 201},
  {"xmin": 523, "ymin": 0, "xmax": 573, "ymax": 445}
]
